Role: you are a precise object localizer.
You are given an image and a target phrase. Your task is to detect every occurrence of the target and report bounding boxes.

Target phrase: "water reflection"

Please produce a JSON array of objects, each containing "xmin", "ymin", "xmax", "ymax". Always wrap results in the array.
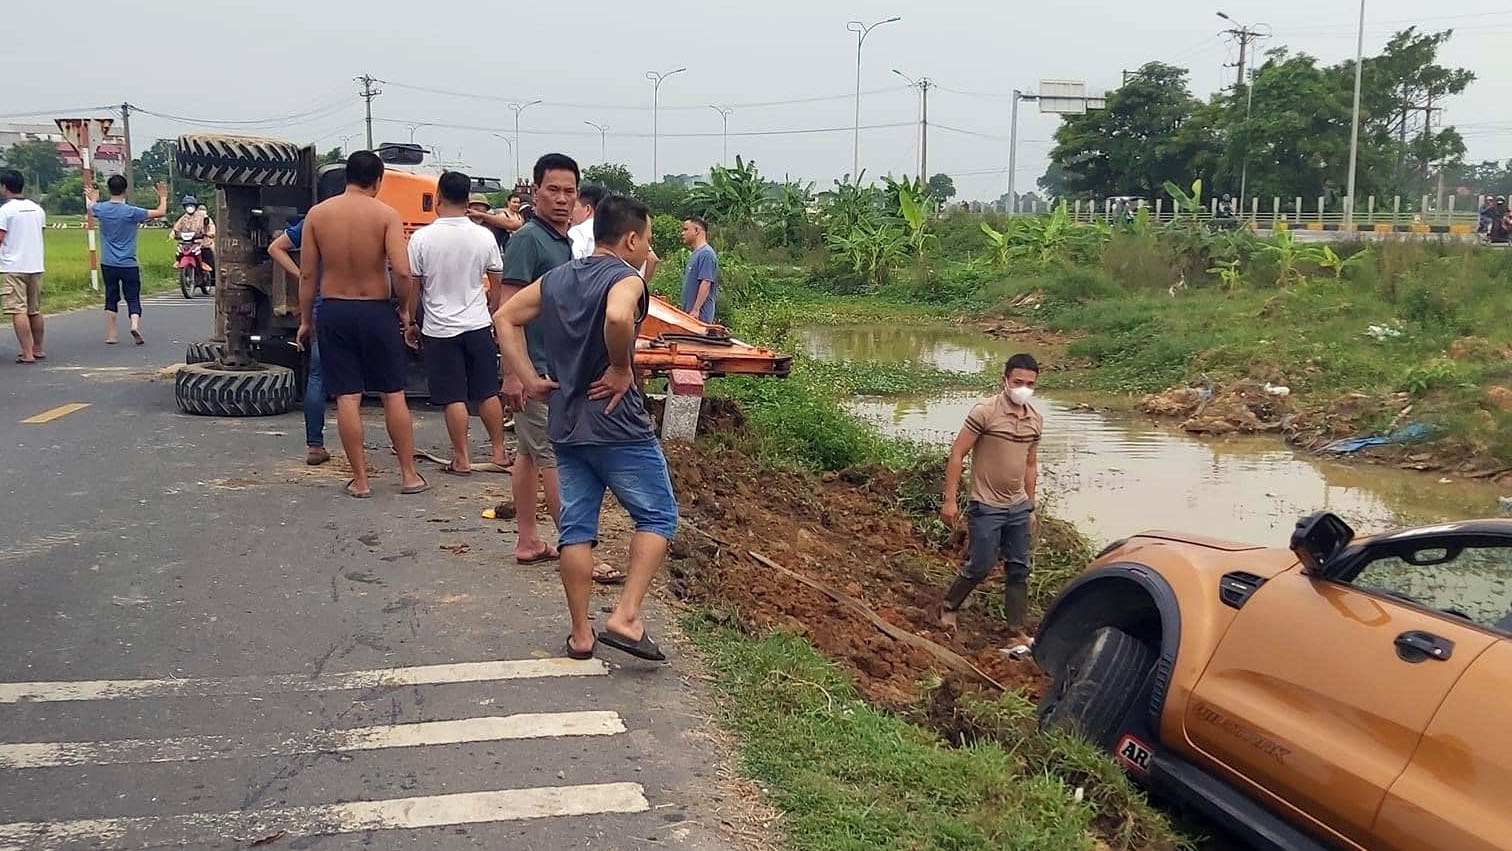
[{"xmin": 800, "ymin": 325, "xmax": 1505, "ymax": 547}]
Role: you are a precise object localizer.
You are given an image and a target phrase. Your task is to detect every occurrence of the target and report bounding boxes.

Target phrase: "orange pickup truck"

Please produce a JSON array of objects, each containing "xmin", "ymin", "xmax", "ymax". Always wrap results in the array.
[{"xmin": 1035, "ymin": 512, "xmax": 1512, "ymax": 851}]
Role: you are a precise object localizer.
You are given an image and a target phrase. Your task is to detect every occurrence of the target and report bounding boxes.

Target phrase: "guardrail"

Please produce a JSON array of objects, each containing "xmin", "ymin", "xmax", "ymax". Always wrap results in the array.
[{"xmin": 1010, "ymin": 194, "xmax": 1495, "ymax": 236}]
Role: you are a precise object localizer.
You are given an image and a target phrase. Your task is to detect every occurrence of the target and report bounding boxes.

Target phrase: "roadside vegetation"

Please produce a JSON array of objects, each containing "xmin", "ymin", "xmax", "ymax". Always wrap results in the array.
[{"xmin": 40, "ymin": 228, "xmax": 178, "ymax": 312}]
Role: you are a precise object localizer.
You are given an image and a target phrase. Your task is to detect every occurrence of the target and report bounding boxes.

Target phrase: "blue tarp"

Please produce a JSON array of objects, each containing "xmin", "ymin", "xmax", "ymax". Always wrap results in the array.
[{"xmin": 1321, "ymin": 422, "xmax": 1439, "ymax": 454}]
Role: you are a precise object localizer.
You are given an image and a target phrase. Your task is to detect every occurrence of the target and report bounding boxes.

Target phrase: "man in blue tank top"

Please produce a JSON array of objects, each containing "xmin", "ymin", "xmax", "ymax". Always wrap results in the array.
[{"xmin": 494, "ymin": 193, "xmax": 678, "ymax": 663}]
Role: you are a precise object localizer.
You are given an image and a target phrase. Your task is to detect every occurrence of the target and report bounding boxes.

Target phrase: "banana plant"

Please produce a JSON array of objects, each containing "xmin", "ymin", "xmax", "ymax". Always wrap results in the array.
[
  {"xmin": 687, "ymin": 156, "xmax": 766, "ymax": 228},
  {"xmin": 820, "ymin": 172, "xmax": 881, "ymax": 232},
  {"xmin": 895, "ymin": 183, "xmax": 935, "ymax": 258},
  {"xmin": 824, "ymin": 218, "xmax": 907, "ymax": 287},
  {"xmin": 1254, "ymin": 229, "xmax": 1307, "ymax": 287},
  {"xmin": 1310, "ymin": 245, "xmax": 1372, "ymax": 281},
  {"xmin": 764, "ymin": 178, "xmax": 815, "ymax": 249},
  {"xmin": 980, "ymin": 221, "xmax": 1011, "ymax": 268},
  {"xmin": 1161, "ymin": 178, "xmax": 1205, "ymax": 219}
]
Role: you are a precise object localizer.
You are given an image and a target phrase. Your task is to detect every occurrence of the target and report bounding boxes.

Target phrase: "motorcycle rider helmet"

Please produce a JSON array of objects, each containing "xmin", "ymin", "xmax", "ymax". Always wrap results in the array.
[{"xmin": 181, "ymin": 194, "xmax": 199, "ymax": 213}]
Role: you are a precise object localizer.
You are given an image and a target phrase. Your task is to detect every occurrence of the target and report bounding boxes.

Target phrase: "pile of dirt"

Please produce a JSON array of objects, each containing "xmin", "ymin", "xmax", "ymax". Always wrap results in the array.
[
  {"xmin": 1140, "ymin": 380, "xmax": 1292, "ymax": 435},
  {"xmin": 663, "ymin": 443, "xmax": 1047, "ymax": 708}
]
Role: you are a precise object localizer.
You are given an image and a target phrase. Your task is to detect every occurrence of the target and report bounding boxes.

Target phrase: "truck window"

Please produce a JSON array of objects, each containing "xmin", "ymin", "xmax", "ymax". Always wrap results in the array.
[{"xmin": 1354, "ymin": 546, "xmax": 1512, "ymax": 635}]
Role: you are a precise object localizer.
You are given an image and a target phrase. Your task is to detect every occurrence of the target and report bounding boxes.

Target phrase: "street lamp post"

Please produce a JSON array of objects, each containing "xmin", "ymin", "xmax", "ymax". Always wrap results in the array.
[
  {"xmin": 645, "ymin": 67, "xmax": 687, "ymax": 183},
  {"xmin": 339, "ymin": 133, "xmax": 359, "ymax": 155},
  {"xmin": 490, "ymin": 133, "xmax": 515, "ymax": 184},
  {"xmin": 1344, "ymin": 0, "xmax": 1366, "ymax": 226},
  {"xmin": 583, "ymin": 121, "xmax": 609, "ymax": 164},
  {"xmin": 508, "ymin": 100, "xmax": 542, "ymax": 185},
  {"xmin": 846, "ymin": 16, "xmax": 900, "ymax": 179},
  {"xmin": 708, "ymin": 106, "xmax": 733, "ymax": 166},
  {"xmin": 404, "ymin": 122, "xmax": 431, "ymax": 144}
]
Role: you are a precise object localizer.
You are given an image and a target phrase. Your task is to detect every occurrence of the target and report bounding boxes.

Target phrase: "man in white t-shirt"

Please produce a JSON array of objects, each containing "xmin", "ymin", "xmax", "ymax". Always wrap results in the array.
[
  {"xmin": 408, "ymin": 171, "xmax": 512, "ymax": 475},
  {"xmin": 0, "ymin": 169, "xmax": 47, "ymax": 363},
  {"xmin": 569, "ymin": 184, "xmax": 659, "ymax": 282}
]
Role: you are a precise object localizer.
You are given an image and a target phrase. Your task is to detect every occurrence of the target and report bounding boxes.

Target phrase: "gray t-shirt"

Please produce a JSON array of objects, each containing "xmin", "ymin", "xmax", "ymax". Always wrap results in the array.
[
  {"xmin": 539, "ymin": 255, "xmax": 654, "ymax": 446},
  {"xmin": 680, "ymin": 243, "xmax": 719, "ymax": 323}
]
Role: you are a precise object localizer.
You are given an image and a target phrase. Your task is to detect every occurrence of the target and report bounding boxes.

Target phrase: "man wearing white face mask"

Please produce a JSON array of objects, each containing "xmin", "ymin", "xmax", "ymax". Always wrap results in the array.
[{"xmin": 939, "ymin": 352, "xmax": 1042, "ymax": 636}]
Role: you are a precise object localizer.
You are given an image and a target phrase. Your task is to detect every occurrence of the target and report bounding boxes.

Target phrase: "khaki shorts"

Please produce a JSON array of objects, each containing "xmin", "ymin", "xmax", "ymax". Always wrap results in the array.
[
  {"xmin": 1, "ymin": 273, "xmax": 42, "ymax": 316},
  {"xmin": 515, "ymin": 397, "xmax": 557, "ymax": 467}
]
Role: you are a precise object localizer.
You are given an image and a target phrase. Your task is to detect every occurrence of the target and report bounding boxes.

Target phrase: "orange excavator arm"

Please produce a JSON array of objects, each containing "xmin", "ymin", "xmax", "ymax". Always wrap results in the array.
[{"xmin": 634, "ymin": 296, "xmax": 791, "ymax": 378}]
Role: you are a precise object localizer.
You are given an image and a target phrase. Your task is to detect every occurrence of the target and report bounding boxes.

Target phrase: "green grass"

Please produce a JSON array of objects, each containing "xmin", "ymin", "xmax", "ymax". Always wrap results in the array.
[
  {"xmin": 686, "ymin": 617, "xmax": 1189, "ymax": 851},
  {"xmin": 38, "ymin": 228, "xmax": 179, "ymax": 312}
]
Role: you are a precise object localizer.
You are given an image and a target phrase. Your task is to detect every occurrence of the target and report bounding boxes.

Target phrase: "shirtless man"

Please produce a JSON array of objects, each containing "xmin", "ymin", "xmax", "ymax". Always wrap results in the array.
[{"xmin": 296, "ymin": 150, "xmax": 427, "ymax": 498}]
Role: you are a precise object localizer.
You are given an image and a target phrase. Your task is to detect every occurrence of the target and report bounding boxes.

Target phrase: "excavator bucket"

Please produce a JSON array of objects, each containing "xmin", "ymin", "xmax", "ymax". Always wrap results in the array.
[{"xmin": 635, "ymin": 297, "xmax": 791, "ymax": 378}]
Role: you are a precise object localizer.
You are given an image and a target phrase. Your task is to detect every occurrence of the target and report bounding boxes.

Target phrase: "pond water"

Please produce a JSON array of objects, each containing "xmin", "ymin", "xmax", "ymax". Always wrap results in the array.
[{"xmin": 797, "ymin": 324, "xmax": 1507, "ymax": 547}]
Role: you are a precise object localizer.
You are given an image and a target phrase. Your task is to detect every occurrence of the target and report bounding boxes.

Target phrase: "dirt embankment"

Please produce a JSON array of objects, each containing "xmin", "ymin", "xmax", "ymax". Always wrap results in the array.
[{"xmin": 661, "ymin": 442, "xmax": 1048, "ymax": 708}]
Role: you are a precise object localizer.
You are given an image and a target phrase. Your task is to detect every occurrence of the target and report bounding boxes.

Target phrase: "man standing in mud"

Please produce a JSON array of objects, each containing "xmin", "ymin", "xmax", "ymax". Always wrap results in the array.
[
  {"xmin": 495, "ymin": 193, "xmax": 677, "ymax": 662},
  {"xmin": 938, "ymin": 353, "xmax": 1042, "ymax": 637},
  {"xmin": 296, "ymin": 150, "xmax": 427, "ymax": 498}
]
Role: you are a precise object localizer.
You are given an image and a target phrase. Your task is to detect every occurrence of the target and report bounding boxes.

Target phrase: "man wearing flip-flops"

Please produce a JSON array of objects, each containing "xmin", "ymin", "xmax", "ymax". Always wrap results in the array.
[
  {"xmin": 494, "ymin": 192, "xmax": 678, "ymax": 663},
  {"xmin": 408, "ymin": 171, "xmax": 513, "ymax": 476}
]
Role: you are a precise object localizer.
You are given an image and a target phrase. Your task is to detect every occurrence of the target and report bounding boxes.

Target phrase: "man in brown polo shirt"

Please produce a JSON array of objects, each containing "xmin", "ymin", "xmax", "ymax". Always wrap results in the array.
[{"xmin": 939, "ymin": 353, "xmax": 1042, "ymax": 635}]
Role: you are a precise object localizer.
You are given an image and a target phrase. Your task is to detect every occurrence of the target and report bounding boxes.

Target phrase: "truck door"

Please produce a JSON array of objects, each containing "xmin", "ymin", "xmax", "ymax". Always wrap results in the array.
[
  {"xmin": 1372, "ymin": 544, "xmax": 1512, "ymax": 851},
  {"xmin": 1183, "ymin": 538, "xmax": 1500, "ymax": 849}
]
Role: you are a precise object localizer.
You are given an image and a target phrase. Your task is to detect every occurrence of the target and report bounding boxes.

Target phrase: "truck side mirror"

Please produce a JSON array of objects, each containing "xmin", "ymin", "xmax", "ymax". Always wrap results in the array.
[{"xmin": 1290, "ymin": 511, "xmax": 1355, "ymax": 575}]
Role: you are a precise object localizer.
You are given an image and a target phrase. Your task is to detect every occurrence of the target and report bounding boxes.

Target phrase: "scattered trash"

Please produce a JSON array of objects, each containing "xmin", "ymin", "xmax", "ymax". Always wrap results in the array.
[
  {"xmin": 1321, "ymin": 422, "xmax": 1438, "ymax": 454},
  {"xmin": 1438, "ymin": 477, "xmax": 1453, "ymax": 484},
  {"xmin": 481, "ymin": 501, "xmax": 516, "ymax": 521},
  {"xmin": 1263, "ymin": 383, "xmax": 1290, "ymax": 397},
  {"xmin": 249, "ymin": 831, "xmax": 286, "ymax": 847},
  {"xmin": 1366, "ymin": 323, "xmax": 1403, "ymax": 341},
  {"xmin": 1000, "ymin": 641, "xmax": 1034, "ymax": 661},
  {"xmin": 439, "ymin": 543, "xmax": 471, "ymax": 555},
  {"xmin": 1073, "ymin": 786, "xmax": 1085, "ymax": 803}
]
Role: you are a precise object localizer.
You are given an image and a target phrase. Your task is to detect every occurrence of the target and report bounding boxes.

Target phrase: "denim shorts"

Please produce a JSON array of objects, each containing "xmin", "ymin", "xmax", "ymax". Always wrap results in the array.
[
  {"xmin": 555, "ymin": 439, "xmax": 678, "ymax": 547},
  {"xmin": 961, "ymin": 499, "xmax": 1034, "ymax": 583}
]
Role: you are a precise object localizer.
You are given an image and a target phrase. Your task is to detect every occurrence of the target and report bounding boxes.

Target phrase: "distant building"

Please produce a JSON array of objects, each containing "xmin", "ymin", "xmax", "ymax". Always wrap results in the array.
[{"xmin": 0, "ymin": 122, "xmax": 126, "ymax": 176}]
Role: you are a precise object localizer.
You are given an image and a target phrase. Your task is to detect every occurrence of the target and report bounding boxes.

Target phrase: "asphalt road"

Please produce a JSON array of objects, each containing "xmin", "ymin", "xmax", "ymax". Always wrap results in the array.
[{"xmin": 0, "ymin": 294, "xmax": 740, "ymax": 850}]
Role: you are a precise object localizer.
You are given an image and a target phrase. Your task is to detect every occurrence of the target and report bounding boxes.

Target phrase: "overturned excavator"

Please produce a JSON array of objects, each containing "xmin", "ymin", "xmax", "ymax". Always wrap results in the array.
[{"xmin": 171, "ymin": 135, "xmax": 789, "ymax": 416}]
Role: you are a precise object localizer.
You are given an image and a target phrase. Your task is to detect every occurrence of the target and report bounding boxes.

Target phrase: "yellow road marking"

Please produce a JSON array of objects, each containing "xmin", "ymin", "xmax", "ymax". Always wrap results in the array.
[{"xmin": 21, "ymin": 403, "xmax": 90, "ymax": 424}]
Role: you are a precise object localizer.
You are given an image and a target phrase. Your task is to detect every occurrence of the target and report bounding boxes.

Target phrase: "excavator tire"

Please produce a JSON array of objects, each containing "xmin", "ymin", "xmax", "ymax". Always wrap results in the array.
[
  {"xmin": 175, "ymin": 134, "xmax": 303, "ymax": 187},
  {"xmin": 175, "ymin": 362, "xmax": 296, "ymax": 417},
  {"xmin": 185, "ymin": 339, "xmax": 228, "ymax": 365}
]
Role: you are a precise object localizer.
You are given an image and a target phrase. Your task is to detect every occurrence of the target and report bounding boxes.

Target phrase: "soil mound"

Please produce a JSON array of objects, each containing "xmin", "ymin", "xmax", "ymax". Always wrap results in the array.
[
  {"xmin": 664, "ymin": 443, "xmax": 1048, "ymax": 707},
  {"xmin": 1140, "ymin": 379, "xmax": 1292, "ymax": 435}
]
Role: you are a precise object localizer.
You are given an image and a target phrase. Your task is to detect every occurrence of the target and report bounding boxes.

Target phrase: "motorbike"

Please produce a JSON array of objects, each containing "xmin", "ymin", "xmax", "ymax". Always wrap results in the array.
[{"xmin": 174, "ymin": 231, "xmax": 213, "ymax": 298}]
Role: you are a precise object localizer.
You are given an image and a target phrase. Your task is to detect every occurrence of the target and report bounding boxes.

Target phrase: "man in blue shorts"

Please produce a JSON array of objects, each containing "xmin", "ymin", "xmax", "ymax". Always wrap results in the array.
[
  {"xmin": 87, "ymin": 175, "xmax": 168, "ymax": 345},
  {"xmin": 495, "ymin": 193, "xmax": 677, "ymax": 662}
]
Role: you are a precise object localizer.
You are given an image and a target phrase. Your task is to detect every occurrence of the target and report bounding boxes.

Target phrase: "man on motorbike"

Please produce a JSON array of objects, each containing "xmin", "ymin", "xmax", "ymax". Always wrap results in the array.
[
  {"xmin": 171, "ymin": 195, "xmax": 216, "ymax": 273},
  {"xmin": 1491, "ymin": 196, "xmax": 1511, "ymax": 245}
]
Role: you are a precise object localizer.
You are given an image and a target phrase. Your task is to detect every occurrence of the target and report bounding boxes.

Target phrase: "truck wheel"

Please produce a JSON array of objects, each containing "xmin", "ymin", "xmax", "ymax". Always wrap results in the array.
[
  {"xmin": 185, "ymin": 340, "xmax": 227, "ymax": 365},
  {"xmin": 1038, "ymin": 626, "xmax": 1156, "ymax": 748},
  {"xmin": 175, "ymin": 363, "xmax": 296, "ymax": 416},
  {"xmin": 175, "ymin": 134, "xmax": 303, "ymax": 187}
]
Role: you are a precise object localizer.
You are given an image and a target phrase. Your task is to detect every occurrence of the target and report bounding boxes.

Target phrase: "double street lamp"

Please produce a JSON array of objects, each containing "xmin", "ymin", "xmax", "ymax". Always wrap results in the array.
[
  {"xmin": 846, "ymin": 16, "xmax": 900, "ymax": 178},
  {"xmin": 507, "ymin": 100, "xmax": 542, "ymax": 185},
  {"xmin": 646, "ymin": 67, "xmax": 687, "ymax": 182},
  {"xmin": 708, "ymin": 106, "xmax": 733, "ymax": 166},
  {"xmin": 583, "ymin": 121, "xmax": 609, "ymax": 164}
]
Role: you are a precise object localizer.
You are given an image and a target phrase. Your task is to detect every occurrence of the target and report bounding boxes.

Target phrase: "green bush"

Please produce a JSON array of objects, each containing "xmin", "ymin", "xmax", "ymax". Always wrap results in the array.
[
  {"xmin": 1044, "ymin": 264, "xmax": 1123, "ymax": 303},
  {"xmin": 650, "ymin": 213, "xmax": 683, "ymax": 258}
]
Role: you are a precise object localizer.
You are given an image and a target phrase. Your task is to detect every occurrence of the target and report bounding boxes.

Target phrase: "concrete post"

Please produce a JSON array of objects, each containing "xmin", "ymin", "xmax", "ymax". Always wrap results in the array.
[
  {"xmin": 1074, "ymin": 199, "xmax": 1081, "ymax": 221},
  {"xmin": 1393, "ymin": 196, "xmax": 1401, "ymax": 225},
  {"xmin": 662, "ymin": 369, "xmax": 705, "ymax": 442},
  {"xmin": 1294, "ymin": 197, "xmax": 1302, "ymax": 223},
  {"xmin": 1272, "ymin": 197, "xmax": 1280, "ymax": 226},
  {"xmin": 1250, "ymin": 197, "xmax": 1258, "ymax": 223},
  {"xmin": 1446, "ymin": 195, "xmax": 1455, "ymax": 226},
  {"xmin": 1155, "ymin": 198, "xmax": 1163, "ymax": 221},
  {"xmin": 1317, "ymin": 196, "xmax": 1325, "ymax": 225},
  {"xmin": 1367, "ymin": 195, "xmax": 1375, "ymax": 223},
  {"xmin": 1210, "ymin": 197, "xmax": 1218, "ymax": 219}
]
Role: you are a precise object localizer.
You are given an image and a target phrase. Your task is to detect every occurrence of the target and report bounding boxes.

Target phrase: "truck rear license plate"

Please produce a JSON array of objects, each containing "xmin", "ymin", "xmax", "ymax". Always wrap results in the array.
[{"xmin": 1115, "ymin": 734, "xmax": 1152, "ymax": 773}]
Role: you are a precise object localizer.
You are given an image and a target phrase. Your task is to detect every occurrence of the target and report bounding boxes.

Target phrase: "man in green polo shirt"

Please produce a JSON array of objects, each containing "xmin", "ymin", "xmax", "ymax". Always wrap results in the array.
[{"xmin": 499, "ymin": 153, "xmax": 579, "ymax": 566}]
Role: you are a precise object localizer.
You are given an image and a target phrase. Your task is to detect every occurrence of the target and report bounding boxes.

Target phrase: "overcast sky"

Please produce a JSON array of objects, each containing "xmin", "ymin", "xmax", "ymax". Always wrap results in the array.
[{"xmin": 8, "ymin": 0, "xmax": 1511, "ymax": 200}]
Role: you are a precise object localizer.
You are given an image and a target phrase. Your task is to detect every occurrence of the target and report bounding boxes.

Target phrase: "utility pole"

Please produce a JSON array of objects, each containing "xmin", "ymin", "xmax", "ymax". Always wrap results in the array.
[
  {"xmin": 846, "ymin": 16, "xmax": 901, "ymax": 179},
  {"xmin": 892, "ymin": 70, "xmax": 932, "ymax": 185},
  {"xmin": 1007, "ymin": 90, "xmax": 1024, "ymax": 213},
  {"xmin": 1344, "ymin": 0, "xmax": 1365, "ymax": 225},
  {"xmin": 708, "ymin": 106, "xmax": 733, "ymax": 166},
  {"xmin": 1217, "ymin": 12, "xmax": 1269, "ymax": 93},
  {"xmin": 356, "ymin": 74, "xmax": 381, "ymax": 150},
  {"xmin": 119, "ymin": 102, "xmax": 133, "ymax": 192},
  {"xmin": 583, "ymin": 121, "xmax": 608, "ymax": 164}
]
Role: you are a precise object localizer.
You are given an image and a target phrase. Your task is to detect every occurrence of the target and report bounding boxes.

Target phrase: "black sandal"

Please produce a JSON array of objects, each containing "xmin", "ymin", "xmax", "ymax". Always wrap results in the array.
[
  {"xmin": 565, "ymin": 633, "xmax": 597, "ymax": 660},
  {"xmin": 599, "ymin": 628, "xmax": 666, "ymax": 662}
]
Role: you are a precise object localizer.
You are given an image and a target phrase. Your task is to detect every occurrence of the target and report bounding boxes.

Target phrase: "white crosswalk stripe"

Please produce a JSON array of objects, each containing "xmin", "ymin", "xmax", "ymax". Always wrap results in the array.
[
  {"xmin": 0, "ymin": 656, "xmax": 606, "ymax": 703},
  {"xmin": 0, "ymin": 782, "xmax": 650, "ymax": 851},
  {"xmin": 0, "ymin": 657, "xmax": 652, "ymax": 847},
  {"xmin": 0, "ymin": 711, "xmax": 626, "ymax": 769}
]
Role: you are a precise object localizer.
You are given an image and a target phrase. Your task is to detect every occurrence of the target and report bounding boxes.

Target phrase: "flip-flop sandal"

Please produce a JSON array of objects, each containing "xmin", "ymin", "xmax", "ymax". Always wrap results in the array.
[
  {"xmin": 515, "ymin": 548, "xmax": 559, "ymax": 565},
  {"xmin": 564, "ymin": 633, "xmax": 597, "ymax": 660},
  {"xmin": 344, "ymin": 479, "xmax": 372, "ymax": 498},
  {"xmin": 593, "ymin": 565, "xmax": 628, "ymax": 585},
  {"xmin": 15, "ymin": 356, "xmax": 35, "ymax": 364},
  {"xmin": 105, "ymin": 340, "xmax": 119, "ymax": 345},
  {"xmin": 474, "ymin": 461, "xmax": 512, "ymax": 473},
  {"xmin": 33, "ymin": 352, "xmax": 45, "ymax": 360},
  {"xmin": 441, "ymin": 462, "xmax": 472, "ymax": 477},
  {"xmin": 599, "ymin": 628, "xmax": 666, "ymax": 662},
  {"xmin": 130, "ymin": 330, "xmax": 144, "ymax": 345},
  {"xmin": 399, "ymin": 475, "xmax": 430, "ymax": 495}
]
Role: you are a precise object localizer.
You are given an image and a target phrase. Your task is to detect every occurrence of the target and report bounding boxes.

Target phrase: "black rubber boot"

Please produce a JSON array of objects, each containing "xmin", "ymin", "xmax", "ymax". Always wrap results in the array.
[
  {"xmin": 1003, "ymin": 581, "xmax": 1029, "ymax": 633},
  {"xmin": 943, "ymin": 576, "xmax": 980, "ymax": 612}
]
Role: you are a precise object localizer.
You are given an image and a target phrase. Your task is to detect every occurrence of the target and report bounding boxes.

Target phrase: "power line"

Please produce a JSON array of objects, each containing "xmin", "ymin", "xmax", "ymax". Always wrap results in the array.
[
  {"xmin": 133, "ymin": 98, "xmax": 352, "ymax": 130},
  {"xmin": 380, "ymin": 78, "xmax": 911, "ymax": 112},
  {"xmin": 372, "ymin": 116, "xmax": 916, "ymax": 139},
  {"xmin": 0, "ymin": 106, "xmax": 116, "ymax": 120},
  {"xmin": 357, "ymin": 74, "xmax": 382, "ymax": 149}
]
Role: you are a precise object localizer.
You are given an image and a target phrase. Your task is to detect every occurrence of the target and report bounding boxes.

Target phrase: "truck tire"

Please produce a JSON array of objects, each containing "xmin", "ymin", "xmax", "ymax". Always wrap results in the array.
[
  {"xmin": 1038, "ymin": 626, "xmax": 1156, "ymax": 748},
  {"xmin": 185, "ymin": 340, "xmax": 227, "ymax": 365},
  {"xmin": 175, "ymin": 363, "xmax": 296, "ymax": 416},
  {"xmin": 175, "ymin": 134, "xmax": 303, "ymax": 187}
]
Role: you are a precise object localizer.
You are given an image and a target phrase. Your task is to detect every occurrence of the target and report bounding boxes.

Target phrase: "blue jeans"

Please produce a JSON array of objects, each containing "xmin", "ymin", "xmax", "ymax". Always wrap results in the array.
[
  {"xmin": 961, "ymin": 500, "xmax": 1033, "ymax": 583},
  {"xmin": 555, "ymin": 440, "xmax": 679, "ymax": 547},
  {"xmin": 304, "ymin": 341, "xmax": 326, "ymax": 447}
]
